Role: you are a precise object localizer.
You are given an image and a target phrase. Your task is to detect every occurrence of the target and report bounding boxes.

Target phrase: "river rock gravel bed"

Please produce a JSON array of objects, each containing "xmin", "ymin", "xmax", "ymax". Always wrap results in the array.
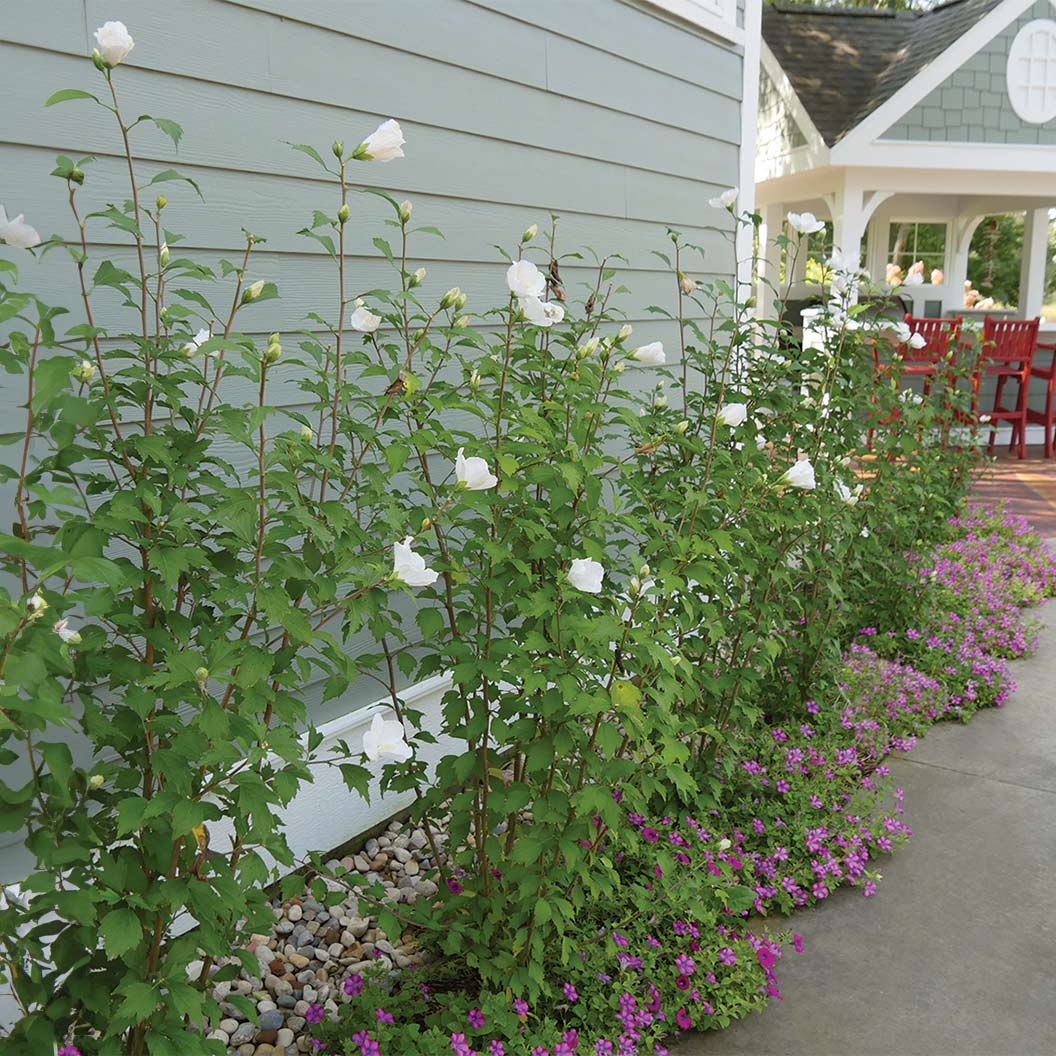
[{"xmin": 202, "ymin": 816, "xmax": 444, "ymax": 1054}]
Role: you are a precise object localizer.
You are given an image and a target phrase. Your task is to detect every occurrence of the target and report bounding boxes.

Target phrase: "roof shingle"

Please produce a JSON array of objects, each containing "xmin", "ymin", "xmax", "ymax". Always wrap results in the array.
[{"xmin": 762, "ymin": 0, "xmax": 1007, "ymax": 145}]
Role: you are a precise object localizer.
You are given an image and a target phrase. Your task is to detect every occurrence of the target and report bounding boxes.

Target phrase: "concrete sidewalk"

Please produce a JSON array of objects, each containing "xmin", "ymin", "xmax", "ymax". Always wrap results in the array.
[{"xmin": 680, "ymin": 601, "xmax": 1056, "ymax": 1056}]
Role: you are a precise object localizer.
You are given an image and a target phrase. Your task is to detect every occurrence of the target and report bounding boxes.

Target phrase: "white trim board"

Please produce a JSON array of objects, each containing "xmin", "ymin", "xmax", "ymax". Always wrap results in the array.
[
  {"xmin": 737, "ymin": 0, "xmax": 762, "ymax": 292},
  {"xmin": 835, "ymin": 0, "xmax": 1046, "ymax": 154},
  {"xmin": 638, "ymin": 0, "xmax": 746, "ymax": 45},
  {"xmin": 831, "ymin": 138, "xmax": 1056, "ymax": 175}
]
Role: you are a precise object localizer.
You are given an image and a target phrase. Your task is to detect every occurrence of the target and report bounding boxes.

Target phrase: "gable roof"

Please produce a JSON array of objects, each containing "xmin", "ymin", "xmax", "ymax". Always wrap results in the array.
[{"xmin": 762, "ymin": 0, "xmax": 1007, "ymax": 146}]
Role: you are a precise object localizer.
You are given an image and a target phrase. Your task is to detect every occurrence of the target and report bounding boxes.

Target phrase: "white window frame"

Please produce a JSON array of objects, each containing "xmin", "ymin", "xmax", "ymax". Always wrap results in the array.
[
  {"xmin": 885, "ymin": 219, "xmax": 950, "ymax": 286},
  {"xmin": 642, "ymin": 0, "xmax": 744, "ymax": 46},
  {"xmin": 1006, "ymin": 18, "xmax": 1056, "ymax": 123}
]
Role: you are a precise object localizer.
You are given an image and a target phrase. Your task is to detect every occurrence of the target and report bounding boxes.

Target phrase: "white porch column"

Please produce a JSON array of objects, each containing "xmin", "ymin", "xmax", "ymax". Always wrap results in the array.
[
  {"xmin": 830, "ymin": 183, "xmax": 866, "ymax": 302},
  {"xmin": 757, "ymin": 201, "xmax": 784, "ymax": 320},
  {"xmin": 1019, "ymin": 207, "xmax": 1050, "ymax": 318},
  {"xmin": 948, "ymin": 215, "xmax": 984, "ymax": 315}
]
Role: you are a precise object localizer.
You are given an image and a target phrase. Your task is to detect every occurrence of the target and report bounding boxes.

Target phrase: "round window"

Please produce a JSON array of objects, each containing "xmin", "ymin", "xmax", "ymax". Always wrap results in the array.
[{"xmin": 1006, "ymin": 19, "xmax": 1056, "ymax": 124}]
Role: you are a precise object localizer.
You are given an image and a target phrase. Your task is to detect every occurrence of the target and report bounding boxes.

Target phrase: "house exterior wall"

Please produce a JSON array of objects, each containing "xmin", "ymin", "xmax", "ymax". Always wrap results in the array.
[
  {"xmin": 757, "ymin": 66, "xmax": 808, "ymax": 161},
  {"xmin": 0, "ymin": 0, "xmax": 748, "ymax": 880},
  {"xmin": 881, "ymin": 0, "xmax": 1056, "ymax": 143}
]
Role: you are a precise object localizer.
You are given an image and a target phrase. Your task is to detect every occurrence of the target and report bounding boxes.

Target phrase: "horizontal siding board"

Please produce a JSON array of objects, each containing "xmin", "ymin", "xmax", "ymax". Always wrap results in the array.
[
  {"xmin": 2, "ymin": 46, "xmax": 736, "ymax": 219},
  {"xmin": 4, "ymin": 147, "xmax": 733, "ymax": 268},
  {"xmin": 469, "ymin": 0, "xmax": 744, "ymax": 92},
  {"xmin": 3, "ymin": 19, "xmax": 739, "ymax": 168},
  {"xmin": 5, "ymin": 249, "xmax": 721, "ymax": 336}
]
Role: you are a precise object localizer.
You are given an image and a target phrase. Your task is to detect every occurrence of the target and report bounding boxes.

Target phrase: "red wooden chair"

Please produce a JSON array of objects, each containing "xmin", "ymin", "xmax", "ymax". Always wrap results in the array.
[
  {"xmin": 979, "ymin": 317, "xmax": 1039, "ymax": 460},
  {"xmin": 899, "ymin": 314, "xmax": 963, "ymax": 394},
  {"xmin": 866, "ymin": 315, "xmax": 963, "ymax": 450},
  {"xmin": 1025, "ymin": 338, "xmax": 1056, "ymax": 458}
]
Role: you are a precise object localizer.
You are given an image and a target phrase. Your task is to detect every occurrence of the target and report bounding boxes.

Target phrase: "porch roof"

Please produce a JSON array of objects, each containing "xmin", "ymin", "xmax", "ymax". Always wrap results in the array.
[{"xmin": 763, "ymin": 0, "xmax": 1005, "ymax": 146}]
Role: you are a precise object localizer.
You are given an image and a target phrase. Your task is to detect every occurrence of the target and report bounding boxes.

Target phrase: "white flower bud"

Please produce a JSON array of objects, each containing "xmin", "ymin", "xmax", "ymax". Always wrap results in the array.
[
  {"xmin": 27, "ymin": 592, "xmax": 47, "ymax": 619},
  {"xmin": 454, "ymin": 315, "xmax": 470, "ymax": 329},
  {"xmin": 241, "ymin": 280, "xmax": 266, "ymax": 304},
  {"xmin": 399, "ymin": 200, "xmax": 413, "ymax": 223},
  {"xmin": 717, "ymin": 837, "xmax": 732, "ymax": 852},
  {"xmin": 159, "ymin": 242, "xmax": 170, "ymax": 266},
  {"xmin": 578, "ymin": 337, "xmax": 599, "ymax": 359},
  {"xmin": 300, "ymin": 425, "xmax": 313, "ymax": 442},
  {"xmin": 409, "ymin": 266, "xmax": 426, "ymax": 288},
  {"xmin": 675, "ymin": 420, "xmax": 689, "ymax": 434},
  {"xmin": 440, "ymin": 287, "xmax": 461, "ymax": 310},
  {"xmin": 72, "ymin": 359, "xmax": 96, "ymax": 384},
  {"xmin": 617, "ymin": 324, "xmax": 633, "ymax": 342},
  {"xmin": 88, "ymin": 774, "xmax": 104, "ymax": 789},
  {"xmin": 470, "ymin": 370, "xmax": 481, "ymax": 389},
  {"xmin": 639, "ymin": 563, "xmax": 651, "ymax": 578},
  {"xmin": 337, "ymin": 203, "xmax": 351, "ymax": 225},
  {"xmin": 522, "ymin": 223, "xmax": 538, "ymax": 243}
]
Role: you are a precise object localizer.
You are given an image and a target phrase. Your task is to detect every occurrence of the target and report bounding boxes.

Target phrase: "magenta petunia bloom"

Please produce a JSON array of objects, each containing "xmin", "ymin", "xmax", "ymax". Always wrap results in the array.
[
  {"xmin": 513, "ymin": 998, "xmax": 529, "ymax": 1016},
  {"xmin": 718, "ymin": 947, "xmax": 737, "ymax": 966},
  {"xmin": 376, "ymin": 1008, "xmax": 395, "ymax": 1025},
  {"xmin": 676, "ymin": 1007, "xmax": 692, "ymax": 1029},
  {"xmin": 641, "ymin": 827, "xmax": 660, "ymax": 842},
  {"xmin": 674, "ymin": 953, "xmax": 695, "ymax": 974},
  {"xmin": 490, "ymin": 1043, "xmax": 506, "ymax": 1056},
  {"xmin": 675, "ymin": 974, "xmax": 691, "ymax": 990},
  {"xmin": 612, "ymin": 931, "xmax": 629, "ymax": 947},
  {"xmin": 467, "ymin": 1008, "xmax": 485, "ymax": 1028},
  {"xmin": 343, "ymin": 973, "xmax": 364, "ymax": 996},
  {"xmin": 563, "ymin": 982, "xmax": 579, "ymax": 1002},
  {"xmin": 793, "ymin": 934, "xmax": 804, "ymax": 953},
  {"xmin": 447, "ymin": 877, "xmax": 464, "ymax": 894},
  {"xmin": 58, "ymin": 1048, "xmax": 82, "ymax": 1056},
  {"xmin": 305, "ymin": 1003, "xmax": 325, "ymax": 1024},
  {"xmin": 757, "ymin": 946, "xmax": 775, "ymax": 970}
]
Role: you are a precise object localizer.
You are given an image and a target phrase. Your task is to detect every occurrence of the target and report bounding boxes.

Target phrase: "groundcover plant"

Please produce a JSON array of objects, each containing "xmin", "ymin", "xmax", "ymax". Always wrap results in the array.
[{"xmin": 1, "ymin": 20, "xmax": 1051, "ymax": 1056}]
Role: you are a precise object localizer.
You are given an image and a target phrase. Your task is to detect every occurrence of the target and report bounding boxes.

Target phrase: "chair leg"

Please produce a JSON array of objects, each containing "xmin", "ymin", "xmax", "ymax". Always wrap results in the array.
[
  {"xmin": 1046, "ymin": 374, "xmax": 1056, "ymax": 459},
  {"xmin": 990, "ymin": 374, "xmax": 1007, "ymax": 454},
  {"xmin": 1017, "ymin": 370, "xmax": 1029, "ymax": 460}
]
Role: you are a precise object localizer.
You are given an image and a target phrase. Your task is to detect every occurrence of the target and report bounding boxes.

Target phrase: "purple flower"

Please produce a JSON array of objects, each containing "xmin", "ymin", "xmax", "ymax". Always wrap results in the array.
[
  {"xmin": 343, "ymin": 974, "xmax": 364, "ymax": 996},
  {"xmin": 58, "ymin": 1048, "xmax": 82, "ymax": 1056},
  {"xmin": 675, "ymin": 974, "xmax": 691, "ymax": 990},
  {"xmin": 468, "ymin": 1008, "xmax": 485, "ymax": 1029},
  {"xmin": 490, "ymin": 1043, "xmax": 506, "ymax": 1056},
  {"xmin": 595, "ymin": 1042, "xmax": 614, "ymax": 1056},
  {"xmin": 563, "ymin": 982, "xmax": 579, "ymax": 1002},
  {"xmin": 513, "ymin": 998, "xmax": 529, "ymax": 1016},
  {"xmin": 376, "ymin": 1007, "xmax": 395, "ymax": 1025},
  {"xmin": 792, "ymin": 933, "xmax": 804, "ymax": 954},
  {"xmin": 613, "ymin": 931, "xmax": 629, "ymax": 947},
  {"xmin": 305, "ymin": 1003, "xmax": 325, "ymax": 1024},
  {"xmin": 757, "ymin": 946, "xmax": 775, "ymax": 970},
  {"xmin": 718, "ymin": 947, "xmax": 737, "ymax": 966},
  {"xmin": 676, "ymin": 1007, "xmax": 692, "ymax": 1029},
  {"xmin": 447, "ymin": 878, "xmax": 464, "ymax": 894},
  {"xmin": 674, "ymin": 952, "xmax": 695, "ymax": 974},
  {"xmin": 641, "ymin": 827, "xmax": 659, "ymax": 843}
]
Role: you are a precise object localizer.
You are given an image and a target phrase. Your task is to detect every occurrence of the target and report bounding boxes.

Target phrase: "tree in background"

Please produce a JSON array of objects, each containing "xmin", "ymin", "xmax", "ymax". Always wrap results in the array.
[{"xmin": 966, "ymin": 213, "xmax": 1056, "ymax": 311}]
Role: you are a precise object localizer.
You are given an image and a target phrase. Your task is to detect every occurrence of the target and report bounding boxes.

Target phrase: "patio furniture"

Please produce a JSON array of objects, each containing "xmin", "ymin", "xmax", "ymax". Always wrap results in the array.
[
  {"xmin": 866, "ymin": 315, "xmax": 963, "ymax": 451},
  {"xmin": 979, "ymin": 317, "xmax": 1040, "ymax": 460},
  {"xmin": 1024, "ymin": 337, "xmax": 1056, "ymax": 458},
  {"xmin": 899, "ymin": 314, "xmax": 964, "ymax": 395}
]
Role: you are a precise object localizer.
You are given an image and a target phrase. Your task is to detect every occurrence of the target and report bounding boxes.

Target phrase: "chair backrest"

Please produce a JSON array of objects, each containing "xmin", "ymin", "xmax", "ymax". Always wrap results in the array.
[
  {"xmin": 904, "ymin": 314, "xmax": 963, "ymax": 363},
  {"xmin": 981, "ymin": 316, "xmax": 1040, "ymax": 365}
]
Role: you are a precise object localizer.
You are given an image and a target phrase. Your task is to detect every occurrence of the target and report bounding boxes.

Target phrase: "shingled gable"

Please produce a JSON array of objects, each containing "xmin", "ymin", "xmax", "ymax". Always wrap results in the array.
[{"xmin": 762, "ymin": 0, "xmax": 1007, "ymax": 146}]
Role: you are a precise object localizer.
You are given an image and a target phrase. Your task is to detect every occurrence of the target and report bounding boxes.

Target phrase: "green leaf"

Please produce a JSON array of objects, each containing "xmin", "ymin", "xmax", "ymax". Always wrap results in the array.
[
  {"xmin": 45, "ymin": 88, "xmax": 101, "ymax": 107},
  {"xmin": 100, "ymin": 908, "xmax": 142, "ymax": 958},
  {"xmin": 145, "ymin": 168, "xmax": 203, "ymax": 200},
  {"xmin": 136, "ymin": 114, "xmax": 184, "ymax": 148},
  {"xmin": 288, "ymin": 142, "xmax": 330, "ymax": 171}
]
